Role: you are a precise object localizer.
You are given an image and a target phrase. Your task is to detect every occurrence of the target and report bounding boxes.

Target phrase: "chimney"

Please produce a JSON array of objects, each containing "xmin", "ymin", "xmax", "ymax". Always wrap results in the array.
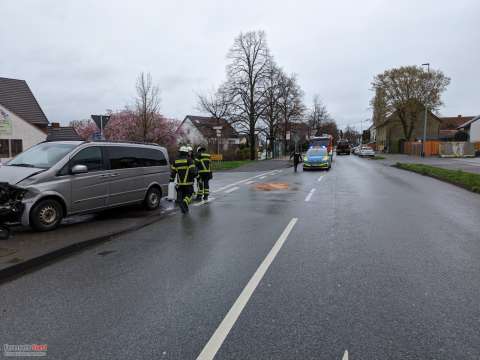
[
  {"xmin": 457, "ymin": 115, "xmax": 462, "ymax": 118},
  {"xmin": 51, "ymin": 122, "xmax": 60, "ymax": 128}
]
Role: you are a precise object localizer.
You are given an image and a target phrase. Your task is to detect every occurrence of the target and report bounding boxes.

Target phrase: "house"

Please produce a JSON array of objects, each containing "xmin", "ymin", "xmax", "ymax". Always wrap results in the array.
[
  {"xmin": 177, "ymin": 115, "xmax": 240, "ymax": 154},
  {"xmin": 0, "ymin": 77, "xmax": 49, "ymax": 160},
  {"xmin": 439, "ymin": 115, "xmax": 474, "ymax": 140},
  {"xmin": 375, "ymin": 109, "xmax": 441, "ymax": 153},
  {"xmin": 46, "ymin": 123, "xmax": 83, "ymax": 141},
  {"xmin": 368, "ymin": 124, "xmax": 376, "ymax": 143},
  {"xmin": 457, "ymin": 115, "xmax": 480, "ymax": 142}
]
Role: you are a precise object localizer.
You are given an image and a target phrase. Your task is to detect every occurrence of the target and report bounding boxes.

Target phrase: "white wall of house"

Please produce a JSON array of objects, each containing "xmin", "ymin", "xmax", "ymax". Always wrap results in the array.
[
  {"xmin": 179, "ymin": 119, "xmax": 206, "ymax": 145},
  {"xmin": 0, "ymin": 104, "xmax": 47, "ymax": 161},
  {"xmin": 470, "ymin": 119, "xmax": 480, "ymax": 142}
]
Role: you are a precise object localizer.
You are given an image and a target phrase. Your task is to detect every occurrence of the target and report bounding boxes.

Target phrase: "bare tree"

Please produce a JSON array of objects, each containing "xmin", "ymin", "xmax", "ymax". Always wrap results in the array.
[
  {"xmin": 307, "ymin": 95, "xmax": 330, "ymax": 137},
  {"xmin": 259, "ymin": 60, "xmax": 284, "ymax": 158},
  {"xmin": 197, "ymin": 84, "xmax": 232, "ymax": 122},
  {"xmin": 370, "ymin": 87, "xmax": 388, "ymax": 127},
  {"xmin": 224, "ymin": 30, "xmax": 272, "ymax": 160},
  {"xmin": 135, "ymin": 72, "xmax": 161, "ymax": 141},
  {"xmin": 371, "ymin": 65, "xmax": 450, "ymax": 140},
  {"xmin": 277, "ymin": 73, "xmax": 305, "ymax": 155}
]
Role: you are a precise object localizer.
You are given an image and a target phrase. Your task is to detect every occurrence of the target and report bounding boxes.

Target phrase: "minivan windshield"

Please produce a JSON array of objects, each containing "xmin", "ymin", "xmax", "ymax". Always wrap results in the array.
[{"xmin": 7, "ymin": 142, "xmax": 78, "ymax": 169}]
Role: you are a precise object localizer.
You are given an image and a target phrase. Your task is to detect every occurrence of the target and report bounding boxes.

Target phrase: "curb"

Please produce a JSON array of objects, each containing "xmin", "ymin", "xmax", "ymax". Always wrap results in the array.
[{"xmin": 0, "ymin": 212, "xmax": 166, "ymax": 284}]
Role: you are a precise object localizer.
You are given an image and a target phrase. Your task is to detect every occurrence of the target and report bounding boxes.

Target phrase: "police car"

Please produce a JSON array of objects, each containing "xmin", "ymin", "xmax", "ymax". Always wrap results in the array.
[{"xmin": 302, "ymin": 146, "xmax": 331, "ymax": 171}]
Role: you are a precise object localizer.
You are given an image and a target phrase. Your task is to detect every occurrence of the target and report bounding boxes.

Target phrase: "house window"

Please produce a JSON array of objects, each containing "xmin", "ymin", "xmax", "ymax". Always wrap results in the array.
[
  {"xmin": 11, "ymin": 139, "xmax": 23, "ymax": 156},
  {"xmin": 0, "ymin": 140, "xmax": 9, "ymax": 157}
]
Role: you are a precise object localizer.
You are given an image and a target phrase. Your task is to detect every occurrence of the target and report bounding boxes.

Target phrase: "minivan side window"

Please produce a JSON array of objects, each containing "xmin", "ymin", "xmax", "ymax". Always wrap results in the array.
[
  {"xmin": 70, "ymin": 147, "xmax": 104, "ymax": 172},
  {"xmin": 107, "ymin": 146, "xmax": 167, "ymax": 169},
  {"xmin": 139, "ymin": 148, "xmax": 167, "ymax": 166},
  {"xmin": 108, "ymin": 146, "xmax": 140, "ymax": 169}
]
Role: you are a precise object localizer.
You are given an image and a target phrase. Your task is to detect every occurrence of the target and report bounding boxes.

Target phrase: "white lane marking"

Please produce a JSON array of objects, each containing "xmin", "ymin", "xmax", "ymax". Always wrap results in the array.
[
  {"xmin": 305, "ymin": 188, "xmax": 316, "ymax": 202},
  {"xmin": 259, "ymin": 176, "xmax": 267, "ymax": 179},
  {"xmin": 317, "ymin": 176, "xmax": 324, "ymax": 182},
  {"xmin": 245, "ymin": 180, "xmax": 255, "ymax": 185},
  {"xmin": 224, "ymin": 186, "xmax": 239, "ymax": 194},
  {"xmin": 196, "ymin": 218, "xmax": 298, "ymax": 360},
  {"xmin": 342, "ymin": 350, "xmax": 349, "ymax": 360},
  {"xmin": 193, "ymin": 197, "xmax": 216, "ymax": 207},
  {"xmin": 212, "ymin": 170, "xmax": 279, "ymax": 193}
]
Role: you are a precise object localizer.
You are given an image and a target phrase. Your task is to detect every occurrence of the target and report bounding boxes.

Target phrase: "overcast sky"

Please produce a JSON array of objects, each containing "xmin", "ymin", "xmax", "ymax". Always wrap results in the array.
[{"xmin": 1, "ymin": 0, "xmax": 479, "ymax": 130}]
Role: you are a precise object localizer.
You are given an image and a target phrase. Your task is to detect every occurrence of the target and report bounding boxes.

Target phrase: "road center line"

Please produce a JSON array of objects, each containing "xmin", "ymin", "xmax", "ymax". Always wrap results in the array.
[
  {"xmin": 305, "ymin": 188, "xmax": 316, "ymax": 202},
  {"xmin": 224, "ymin": 186, "xmax": 239, "ymax": 194},
  {"xmin": 342, "ymin": 350, "xmax": 349, "ymax": 360},
  {"xmin": 317, "ymin": 176, "xmax": 324, "ymax": 182},
  {"xmin": 245, "ymin": 180, "xmax": 255, "ymax": 185},
  {"xmin": 259, "ymin": 176, "xmax": 267, "ymax": 179},
  {"xmin": 196, "ymin": 218, "xmax": 298, "ymax": 360},
  {"xmin": 193, "ymin": 197, "xmax": 216, "ymax": 206}
]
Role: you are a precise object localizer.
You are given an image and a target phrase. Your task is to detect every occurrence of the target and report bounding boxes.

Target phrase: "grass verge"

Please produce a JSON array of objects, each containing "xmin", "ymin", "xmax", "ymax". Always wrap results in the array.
[
  {"xmin": 394, "ymin": 162, "xmax": 480, "ymax": 193},
  {"xmin": 211, "ymin": 160, "xmax": 254, "ymax": 171},
  {"xmin": 370, "ymin": 155, "xmax": 386, "ymax": 160}
]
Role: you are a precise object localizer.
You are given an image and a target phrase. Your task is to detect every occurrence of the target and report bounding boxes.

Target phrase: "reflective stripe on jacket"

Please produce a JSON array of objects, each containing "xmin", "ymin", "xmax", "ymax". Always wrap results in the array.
[
  {"xmin": 195, "ymin": 153, "xmax": 212, "ymax": 174},
  {"xmin": 170, "ymin": 158, "xmax": 196, "ymax": 185}
]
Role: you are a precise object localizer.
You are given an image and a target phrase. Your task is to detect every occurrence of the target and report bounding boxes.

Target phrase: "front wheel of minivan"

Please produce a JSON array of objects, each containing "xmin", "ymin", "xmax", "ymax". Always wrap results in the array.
[
  {"xmin": 30, "ymin": 199, "xmax": 63, "ymax": 231},
  {"xmin": 144, "ymin": 187, "xmax": 161, "ymax": 210}
]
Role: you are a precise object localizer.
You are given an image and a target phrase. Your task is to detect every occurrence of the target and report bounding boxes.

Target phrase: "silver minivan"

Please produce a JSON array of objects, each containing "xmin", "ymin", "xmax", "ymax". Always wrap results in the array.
[{"xmin": 0, "ymin": 141, "xmax": 170, "ymax": 231}]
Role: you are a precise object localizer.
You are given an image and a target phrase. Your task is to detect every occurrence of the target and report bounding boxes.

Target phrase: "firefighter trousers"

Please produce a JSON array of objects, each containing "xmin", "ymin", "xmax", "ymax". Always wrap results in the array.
[
  {"xmin": 176, "ymin": 185, "xmax": 194, "ymax": 208},
  {"xmin": 196, "ymin": 175, "xmax": 210, "ymax": 198}
]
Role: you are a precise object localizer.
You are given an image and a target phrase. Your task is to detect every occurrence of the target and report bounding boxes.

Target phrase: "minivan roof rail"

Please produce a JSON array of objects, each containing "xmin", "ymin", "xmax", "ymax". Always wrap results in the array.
[{"xmin": 85, "ymin": 140, "xmax": 163, "ymax": 147}]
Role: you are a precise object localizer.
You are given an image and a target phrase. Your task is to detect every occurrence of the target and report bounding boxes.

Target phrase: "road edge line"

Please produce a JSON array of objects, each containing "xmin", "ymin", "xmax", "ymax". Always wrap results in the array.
[{"xmin": 196, "ymin": 217, "xmax": 298, "ymax": 360}]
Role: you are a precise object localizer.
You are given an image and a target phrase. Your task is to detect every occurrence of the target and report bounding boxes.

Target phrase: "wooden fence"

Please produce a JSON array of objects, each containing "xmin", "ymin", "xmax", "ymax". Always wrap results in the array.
[{"xmin": 403, "ymin": 141, "xmax": 440, "ymax": 156}]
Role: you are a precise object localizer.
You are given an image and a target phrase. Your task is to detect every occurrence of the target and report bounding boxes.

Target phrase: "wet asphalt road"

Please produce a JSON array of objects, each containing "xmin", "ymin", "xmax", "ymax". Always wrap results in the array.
[{"xmin": 1, "ymin": 156, "xmax": 479, "ymax": 359}]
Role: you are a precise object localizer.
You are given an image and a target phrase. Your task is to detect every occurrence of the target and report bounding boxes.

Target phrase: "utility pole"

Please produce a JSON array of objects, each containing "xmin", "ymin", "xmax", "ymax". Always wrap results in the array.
[{"xmin": 421, "ymin": 63, "xmax": 430, "ymax": 157}]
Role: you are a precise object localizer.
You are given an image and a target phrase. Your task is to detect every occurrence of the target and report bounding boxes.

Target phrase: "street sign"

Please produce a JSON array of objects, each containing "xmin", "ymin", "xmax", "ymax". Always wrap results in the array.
[{"xmin": 91, "ymin": 115, "xmax": 111, "ymax": 130}]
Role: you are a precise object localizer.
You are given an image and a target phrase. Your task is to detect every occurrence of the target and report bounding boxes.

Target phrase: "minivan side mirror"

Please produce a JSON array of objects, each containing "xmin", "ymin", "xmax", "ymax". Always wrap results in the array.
[{"xmin": 71, "ymin": 164, "xmax": 88, "ymax": 174}]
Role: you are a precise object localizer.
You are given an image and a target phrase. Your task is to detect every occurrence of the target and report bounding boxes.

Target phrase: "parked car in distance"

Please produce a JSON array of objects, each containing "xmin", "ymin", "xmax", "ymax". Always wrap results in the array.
[
  {"xmin": 352, "ymin": 146, "xmax": 360, "ymax": 155},
  {"xmin": 1, "ymin": 141, "xmax": 170, "ymax": 231},
  {"xmin": 358, "ymin": 146, "xmax": 375, "ymax": 157},
  {"xmin": 336, "ymin": 140, "xmax": 351, "ymax": 155},
  {"xmin": 303, "ymin": 147, "xmax": 332, "ymax": 170}
]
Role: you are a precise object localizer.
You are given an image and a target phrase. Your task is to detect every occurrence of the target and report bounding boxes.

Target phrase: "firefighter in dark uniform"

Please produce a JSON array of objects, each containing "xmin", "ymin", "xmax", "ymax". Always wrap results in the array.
[
  {"xmin": 195, "ymin": 146, "xmax": 212, "ymax": 201},
  {"xmin": 170, "ymin": 146, "xmax": 197, "ymax": 213}
]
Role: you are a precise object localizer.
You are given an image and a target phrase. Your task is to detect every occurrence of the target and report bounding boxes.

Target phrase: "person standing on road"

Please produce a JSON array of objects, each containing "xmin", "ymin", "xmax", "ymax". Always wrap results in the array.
[
  {"xmin": 195, "ymin": 146, "xmax": 212, "ymax": 201},
  {"xmin": 290, "ymin": 151, "xmax": 302, "ymax": 172},
  {"xmin": 170, "ymin": 146, "xmax": 197, "ymax": 213}
]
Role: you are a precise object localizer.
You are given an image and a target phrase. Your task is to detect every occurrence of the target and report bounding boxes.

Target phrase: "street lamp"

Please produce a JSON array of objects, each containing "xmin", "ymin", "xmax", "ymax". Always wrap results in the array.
[{"xmin": 421, "ymin": 63, "xmax": 430, "ymax": 157}]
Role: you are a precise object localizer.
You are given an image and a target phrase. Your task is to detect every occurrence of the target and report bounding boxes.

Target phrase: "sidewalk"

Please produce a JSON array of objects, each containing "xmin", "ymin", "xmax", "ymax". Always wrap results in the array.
[
  {"xmin": 0, "ymin": 200, "xmax": 175, "ymax": 281},
  {"xmin": 375, "ymin": 154, "xmax": 480, "ymax": 174}
]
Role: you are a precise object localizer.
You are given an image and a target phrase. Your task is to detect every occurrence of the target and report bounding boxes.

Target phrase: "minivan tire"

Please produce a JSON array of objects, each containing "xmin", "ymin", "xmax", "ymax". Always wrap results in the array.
[
  {"xmin": 144, "ymin": 187, "xmax": 161, "ymax": 210},
  {"xmin": 30, "ymin": 198, "xmax": 64, "ymax": 231}
]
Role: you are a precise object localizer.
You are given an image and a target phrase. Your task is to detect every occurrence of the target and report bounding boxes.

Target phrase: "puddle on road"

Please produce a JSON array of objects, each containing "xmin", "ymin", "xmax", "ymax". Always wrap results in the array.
[{"xmin": 254, "ymin": 182, "xmax": 289, "ymax": 191}]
